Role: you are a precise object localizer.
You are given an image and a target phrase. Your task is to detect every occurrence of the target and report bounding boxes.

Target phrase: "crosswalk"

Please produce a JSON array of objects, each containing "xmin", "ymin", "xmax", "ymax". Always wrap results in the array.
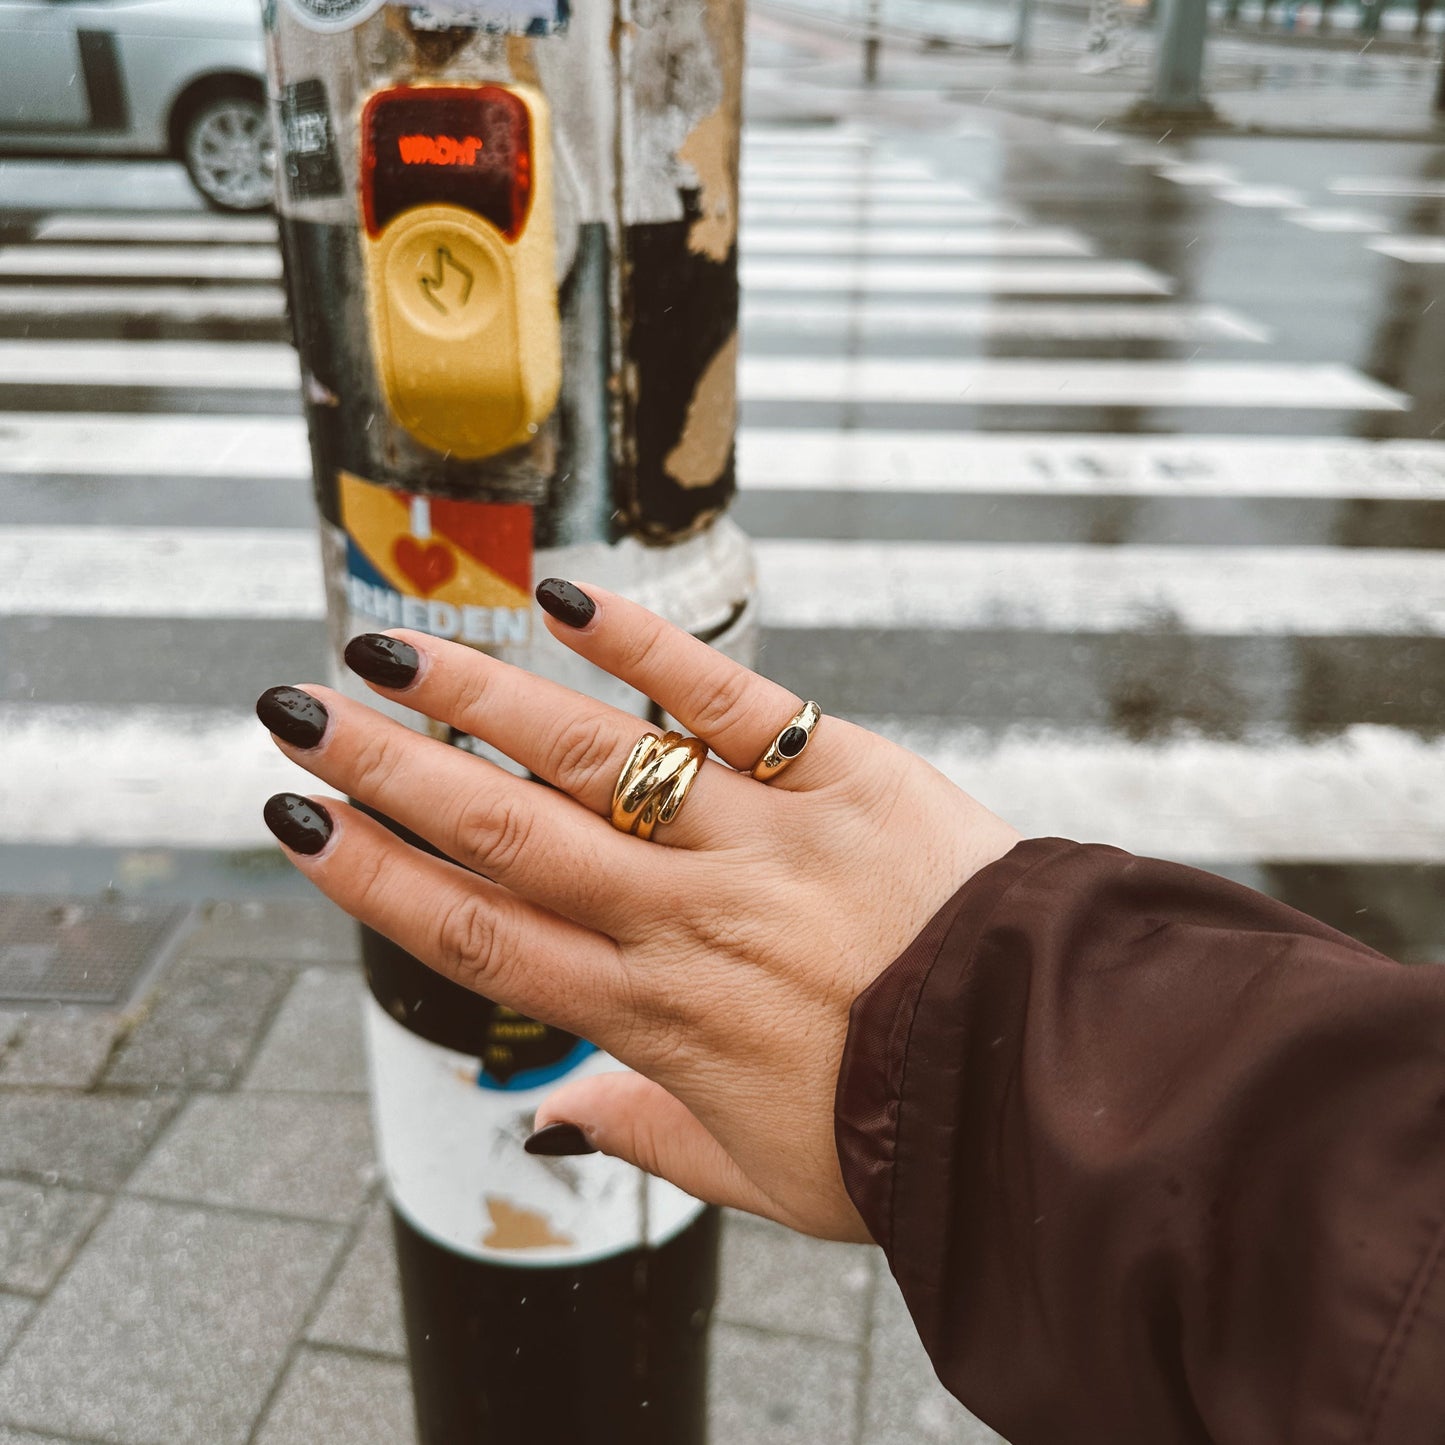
[{"xmin": 0, "ymin": 120, "xmax": 1442, "ymax": 949}]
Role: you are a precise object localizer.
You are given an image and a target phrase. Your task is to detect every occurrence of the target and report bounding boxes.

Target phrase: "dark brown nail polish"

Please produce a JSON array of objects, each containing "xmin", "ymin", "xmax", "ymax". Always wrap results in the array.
[
  {"xmin": 263, "ymin": 793, "xmax": 333, "ymax": 856},
  {"xmin": 535, "ymin": 578, "xmax": 596, "ymax": 629},
  {"xmin": 256, "ymin": 686, "xmax": 328, "ymax": 749},
  {"xmin": 524, "ymin": 1122, "xmax": 597, "ymax": 1157},
  {"xmin": 344, "ymin": 633, "xmax": 419, "ymax": 689}
]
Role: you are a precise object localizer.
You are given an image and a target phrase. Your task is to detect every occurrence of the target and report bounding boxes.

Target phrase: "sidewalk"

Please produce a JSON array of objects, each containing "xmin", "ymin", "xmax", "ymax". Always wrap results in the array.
[{"xmin": 0, "ymin": 898, "xmax": 1000, "ymax": 1445}]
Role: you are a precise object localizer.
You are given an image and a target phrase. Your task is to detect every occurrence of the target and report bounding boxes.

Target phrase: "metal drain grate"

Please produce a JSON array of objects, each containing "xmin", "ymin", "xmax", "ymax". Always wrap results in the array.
[{"xmin": 0, "ymin": 897, "xmax": 190, "ymax": 1006}]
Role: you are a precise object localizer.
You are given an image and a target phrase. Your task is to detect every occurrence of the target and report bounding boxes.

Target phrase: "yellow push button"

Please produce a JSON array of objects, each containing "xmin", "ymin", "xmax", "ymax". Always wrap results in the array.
[{"xmin": 361, "ymin": 85, "xmax": 561, "ymax": 460}]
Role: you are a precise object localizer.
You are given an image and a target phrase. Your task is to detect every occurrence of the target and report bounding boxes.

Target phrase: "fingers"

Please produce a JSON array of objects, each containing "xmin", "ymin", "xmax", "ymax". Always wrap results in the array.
[
  {"xmin": 264, "ymin": 793, "xmax": 630, "ymax": 1041},
  {"xmin": 533, "ymin": 1070, "xmax": 779, "ymax": 1220},
  {"xmin": 261, "ymin": 684, "xmax": 663, "ymax": 937},
  {"xmin": 535, "ymin": 580, "xmax": 821, "ymax": 785},
  {"xmin": 339, "ymin": 631, "xmax": 759, "ymax": 848}
]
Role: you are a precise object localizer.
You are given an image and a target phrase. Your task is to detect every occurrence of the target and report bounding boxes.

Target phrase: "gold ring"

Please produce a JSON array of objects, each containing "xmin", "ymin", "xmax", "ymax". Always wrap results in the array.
[
  {"xmin": 611, "ymin": 730, "xmax": 708, "ymax": 841},
  {"xmin": 748, "ymin": 701, "xmax": 822, "ymax": 782}
]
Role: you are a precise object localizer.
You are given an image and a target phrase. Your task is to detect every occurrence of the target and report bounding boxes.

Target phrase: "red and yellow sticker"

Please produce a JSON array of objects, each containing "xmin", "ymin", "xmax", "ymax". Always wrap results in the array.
[{"xmin": 339, "ymin": 470, "xmax": 532, "ymax": 648}]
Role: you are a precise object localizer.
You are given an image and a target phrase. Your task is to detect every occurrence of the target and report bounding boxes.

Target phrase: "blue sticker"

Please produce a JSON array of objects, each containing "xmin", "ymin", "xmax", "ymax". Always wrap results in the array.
[{"xmin": 404, "ymin": 0, "xmax": 568, "ymax": 34}]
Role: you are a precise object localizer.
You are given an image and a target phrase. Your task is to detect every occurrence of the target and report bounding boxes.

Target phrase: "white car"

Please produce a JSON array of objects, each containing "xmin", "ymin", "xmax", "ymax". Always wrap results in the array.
[{"xmin": 0, "ymin": 0, "xmax": 273, "ymax": 211}]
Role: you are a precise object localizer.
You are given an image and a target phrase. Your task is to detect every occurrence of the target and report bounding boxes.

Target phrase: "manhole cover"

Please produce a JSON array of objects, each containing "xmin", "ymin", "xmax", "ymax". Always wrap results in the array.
[{"xmin": 0, "ymin": 897, "xmax": 190, "ymax": 1006}]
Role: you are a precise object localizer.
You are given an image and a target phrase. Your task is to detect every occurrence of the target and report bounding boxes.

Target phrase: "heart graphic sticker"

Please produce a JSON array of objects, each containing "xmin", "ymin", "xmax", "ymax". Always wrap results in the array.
[{"xmin": 393, "ymin": 537, "xmax": 458, "ymax": 595}]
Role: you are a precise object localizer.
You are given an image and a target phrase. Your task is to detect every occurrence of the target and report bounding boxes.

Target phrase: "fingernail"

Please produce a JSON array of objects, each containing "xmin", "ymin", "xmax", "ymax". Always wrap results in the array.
[
  {"xmin": 255, "ymin": 685, "xmax": 329, "ymax": 749},
  {"xmin": 535, "ymin": 578, "xmax": 596, "ymax": 630},
  {"xmin": 524, "ymin": 1122, "xmax": 597, "ymax": 1157},
  {"xmin": 263, "ymin": 793, "xmax": 333, "ymax": 856},
  {"xmin": 344, "ymin": 633, "xmax": 419, "ymax": 689}
]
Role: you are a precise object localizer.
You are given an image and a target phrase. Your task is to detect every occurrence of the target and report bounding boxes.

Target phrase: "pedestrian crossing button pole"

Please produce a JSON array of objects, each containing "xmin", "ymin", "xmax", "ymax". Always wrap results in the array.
[{"xmin": 263, "ymin": 2, "xmax": 753, "ymax": 1440}]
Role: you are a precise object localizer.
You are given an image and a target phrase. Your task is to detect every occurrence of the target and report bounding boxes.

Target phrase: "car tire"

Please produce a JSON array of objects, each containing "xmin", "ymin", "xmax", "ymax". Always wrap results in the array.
[{"xmin": 179, "ymin": 85, "xmax": 276, "ymax": 213}]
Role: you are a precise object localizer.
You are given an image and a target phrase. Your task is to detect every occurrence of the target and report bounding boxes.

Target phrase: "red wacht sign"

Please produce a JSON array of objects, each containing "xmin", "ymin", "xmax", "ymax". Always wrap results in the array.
[{"xmin": 397, "ymin": 133, "xmax": 484, "ymax": 166}]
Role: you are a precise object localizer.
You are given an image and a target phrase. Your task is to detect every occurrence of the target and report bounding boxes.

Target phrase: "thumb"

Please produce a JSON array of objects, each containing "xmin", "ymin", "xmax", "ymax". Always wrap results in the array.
[{"xmin": 531, "ymin": 1070, "xmax": 777, "ymax": 1220}]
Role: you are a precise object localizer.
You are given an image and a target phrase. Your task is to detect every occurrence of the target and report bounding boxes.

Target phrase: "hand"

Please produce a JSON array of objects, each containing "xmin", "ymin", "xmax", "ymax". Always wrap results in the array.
[{"xmin": 258, "ymin": 581, "xmax": 1020, "ymax": 1242}]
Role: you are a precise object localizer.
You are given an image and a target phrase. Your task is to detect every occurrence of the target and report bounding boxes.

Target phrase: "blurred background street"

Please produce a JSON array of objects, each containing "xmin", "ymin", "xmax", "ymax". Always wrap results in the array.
[{"xmin": 0, "ymin": 0, "xmax": 1442, "ymax": 1441}]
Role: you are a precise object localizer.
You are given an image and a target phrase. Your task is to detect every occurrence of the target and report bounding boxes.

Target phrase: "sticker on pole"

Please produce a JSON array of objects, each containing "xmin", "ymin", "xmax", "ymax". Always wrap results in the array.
[
  {"xmin": 284, "ymin": 0, "xmax": 387, "ymax": 30},
  {"xmin": 401, "ymin": 0, "xmax": 569, "ymax": 34},
  {"xmin": 339, "ymin": 471, "xmax": 532, "ymax": 649},
  {"xmin": 279, "ymin": 80, "xmax": 343, "ymax": 201}
]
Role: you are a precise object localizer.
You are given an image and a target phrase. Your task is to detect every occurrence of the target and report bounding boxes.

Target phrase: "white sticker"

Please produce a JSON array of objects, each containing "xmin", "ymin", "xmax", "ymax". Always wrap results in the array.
[
  {"xmin": 284, "ymin": 0, "xmax": 388, "ymax": 31},
  {"xmin": 364, "ymin": 998, "xmax": 703, "ymax": 1267},
  {"xmin": 403, "ymin": 0, "xmax": 568, "ymax": 34}
]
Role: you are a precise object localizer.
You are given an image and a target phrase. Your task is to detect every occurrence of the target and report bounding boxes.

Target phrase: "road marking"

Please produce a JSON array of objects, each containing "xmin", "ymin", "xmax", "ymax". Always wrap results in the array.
[
  {"xmin": 741, "ymin": 298, "xmax": 1270, "ymax": 342},
  {"xmin": 0, "ymin": 284, "xmax": 286, "ymax": 322},
  {"xmin": 33, "ymin": 213, "xmax": 280, "ymax": 245},
  {"xmin": 1330, "ymin": 177, "xmax": 1445, "ymax": 198},
  {"xmin": 742, "ymin": 201, "xmax": 1015, "ymax": 225},
  {"xmin": 1368, "ymin": 237, "xmax": 1445, "ymax": 264},
  {"xmin": 3, "ymin": 528, "xmax": 1439, "ymax": 636},
  {"xmin": 741, "ymin": 155, "xmax": 933, "ymax": 179},
  {"xmin": 874, "ymin": 722, "xmax": 1445, "ymax": 863},
  {"xmin": 0, "ymin": 414, "xmax": 311, "ymax": 476},
  {"xmin": 0, "ymin": 340, "xmax": 298, "ymax": 389},
  {"xmin": 1214, "ymin": 185, "xmax": 1307, "ymax": 210},
  {"xmin": 735, "ymin": 431, "xmax": 1445, "ymax": 498},
  {"xmin": 1286, "ymin": 209, "xmax": 1387, "ymax": 233},
  {"xmin": 1, "ymin": 706, "xmax": 1438, "ymax": 860},
  {"xmin": 738, "ymin": 357, "xmax": 1409, "ymax": 410},
  {"xmin": 1155, "ymin": 164, "xmax": 1239, "ymax": 186},
  {"xmin": 1056, "ymin": 126, "xmax": 1124, "ymax": 146},
  {"xmin": 740, "ymin": 178, "xmax": 978, "ymax": 201},
  {"xmin": 740, "ymin": 226, "xmax": 1094, "ymax": 257},
  {"xmin": 0, "ymin": 244, "xmax": 283, "ymax": 281},
  {"xmin": 739, "ymin": 258, "xmax": 1173, "ymax": 295},
  {"xmin": 14, "ymin": 421, "xmax": 1443, "ymax": 499}
]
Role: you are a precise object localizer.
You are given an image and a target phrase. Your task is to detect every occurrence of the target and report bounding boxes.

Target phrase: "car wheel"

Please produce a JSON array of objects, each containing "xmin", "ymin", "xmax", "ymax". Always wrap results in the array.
[{"xmin": 182, "ymin": 89, "xmax": 276, "ymax": 213}]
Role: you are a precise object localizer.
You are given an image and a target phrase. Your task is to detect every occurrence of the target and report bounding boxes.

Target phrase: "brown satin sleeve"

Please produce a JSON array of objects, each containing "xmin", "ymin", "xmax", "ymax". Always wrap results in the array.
[{"xmin": 835, "ymin": 837, "xmax": 1445, "ymax": 1445}]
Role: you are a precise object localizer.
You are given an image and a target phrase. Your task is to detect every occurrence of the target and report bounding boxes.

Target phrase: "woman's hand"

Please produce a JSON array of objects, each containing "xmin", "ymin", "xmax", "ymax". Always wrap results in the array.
[{"xmin": 257, "ymin": 580, "xmax": 1020, "ymax": 1242}]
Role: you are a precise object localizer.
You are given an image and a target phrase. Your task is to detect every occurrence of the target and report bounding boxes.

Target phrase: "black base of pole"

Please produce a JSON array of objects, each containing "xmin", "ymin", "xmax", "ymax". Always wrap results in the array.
[{"xmin": 394, "ymin": 1204, "xmax": 719, "ymax": 1444}]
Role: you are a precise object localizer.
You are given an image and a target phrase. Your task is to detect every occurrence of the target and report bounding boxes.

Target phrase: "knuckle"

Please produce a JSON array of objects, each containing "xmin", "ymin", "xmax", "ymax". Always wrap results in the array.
[
  {"xmin": 546, "ymin": 715, "xmax": 623, "ymax": 800},
  {"xmin": 454, "ymin": 793, "xmax": 534, "ymax": 877},
  {"xmin": 347, "ymin": 725, "xmax": 410, "ymax": 798},
  {"xmin": 433, "ymin": 896, "xmax": 507, "ymax": 994},
  {"xmin": 684, "ymin": 668, "xmax": 754, "ymax": 746}
]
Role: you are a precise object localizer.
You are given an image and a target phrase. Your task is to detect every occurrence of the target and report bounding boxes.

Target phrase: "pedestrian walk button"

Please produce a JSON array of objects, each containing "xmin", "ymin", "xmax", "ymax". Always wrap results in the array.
[{"xmin": 361, "ymin": 84, "xmax": 561, "ymax": 459}]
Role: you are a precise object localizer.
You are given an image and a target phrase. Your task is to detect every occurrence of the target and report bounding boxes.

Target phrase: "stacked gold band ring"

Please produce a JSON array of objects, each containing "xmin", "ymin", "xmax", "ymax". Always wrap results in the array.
[
  {"xmin": 749, "ymin": 701, "xmax": 822, "ymax": 782},
  {"xmin": 611, "ymin": 730, "xmax": 708, "ymax": 841}
]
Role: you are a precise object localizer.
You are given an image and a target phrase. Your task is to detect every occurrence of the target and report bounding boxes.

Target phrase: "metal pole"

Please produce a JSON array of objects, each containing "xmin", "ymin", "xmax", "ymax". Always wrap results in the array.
[
  {"xmin": 1014, "ymin": 0, "xmax": 1037, "ymax": 61},
  {"xmin": 263, "ymin": 2, "xmax": 751, "ymax": 1440},
  {"xmin": 1150, "ymin": 0, "xmax": 1210, "ymax": 111},
  {"xmin": 1436, "ymin": 45, "xmax": 1445, "ymax": 113},
  {"xmin": 864, "ymin": 0, "xmax": 882, "ymax": 82}
]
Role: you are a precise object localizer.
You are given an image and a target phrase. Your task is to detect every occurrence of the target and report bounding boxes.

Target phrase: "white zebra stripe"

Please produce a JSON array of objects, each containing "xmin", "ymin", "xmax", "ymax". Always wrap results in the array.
[
  {"xmin": 737, "ymin": 357, "xmax": 1408, "ymax": 410},
  {"xmin": 740, "ymin": 178, "xmax": 977, "ymax": 201},
  {"xmin": 0, "ymin": 705, "xmax": 1438, "ymax": 860},
  {"xmin": 0, "ymin": 284, "xmax": 286, "ymax": 321},
  {"xmin": 1213, "ymin": 185, "xmax": 1307, "ymax": 210},
  {"xmin": 740, "ymin": 227, "xmax": 1094, "ymax": 257},
  {"xmin": 740, "ymin": 155, "xmax": 934, "ymax": 179},
  {"xmin": 741, "ymin": 299, "xmax": 1269, "ymax": 342},
  {"xmin": 1329, "ymin": 177, "xmax": 1445, "ymax": 199},
  {"xmin": 7, "ymin": 419, "xmax": 1441, "ymax": 500},
  {"xmin": 742, "ymin": 201, "xmax": 1014, "ymax": 225},
  {"xmin": 1368, "ymin": 237, "xmax": 1445, "ymax": 264},
  {"xmin": 2, "ymin": 528, "xmax": 1439, "ymax": 636},
  {"xmin": 0, "ymin": 245, "xmax": 282, "ymax": 281},
  {"xmin": 1286, "ymin": 210, "xmax": 1387, "ymax": 234},
  {"xmin": 33, "ymin": 213, "xmax": 280, "ymax": 245},
  {"xmin": 739, "ymin": 258, "xmax": 1173, "ymax": 295},
  {"xmin": 0, "ymin": 340, "xmax": 298, "ymax": 389}
]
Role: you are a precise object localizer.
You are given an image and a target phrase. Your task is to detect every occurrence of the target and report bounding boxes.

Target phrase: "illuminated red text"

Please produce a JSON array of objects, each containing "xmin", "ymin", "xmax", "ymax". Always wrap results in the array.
[{"xmin": 397, "ymin": 133, "xmax": 485, "ymax": 167}]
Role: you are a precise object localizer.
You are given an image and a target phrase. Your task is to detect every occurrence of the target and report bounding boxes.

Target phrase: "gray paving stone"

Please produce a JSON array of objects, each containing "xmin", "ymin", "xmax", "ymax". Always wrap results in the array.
[
  {"xmin": 0, "ymin": 1294, "xmax": 34, "ymax": 1359},
  {"xmin": 0, "ymin": 1090, "xmax": 179, "ymax": 1190},
  {"xmin": 0, "ymin": 1012, "xmax": 118, "ymax": 1088},
  {"xmin": 104, "ymin": 957, "xmax": 291, "ymax": 1091},
  {"xmin": 717, "ymin": 1209, "xmax": 875, "ymax": 1344},
  {"xmin": 182, "ymin": 898, "xmax": 357, "ymax": 965},
  {"xmin": 253, "ymin": 1348, "xmax": 416, "ymax": 1445},
  {"xmin": 863, "ymin": 1273, "xmax": 1008, "ymax": 1445},
  {"xmin": 0, "ymin": 1197, "xmax": 341, "ymax": 1445},
  {"xmin": 708, "ymin": 1322, "xmax": 859, "ymax": 1445},
  {"xmin": 243, "ymin": 967, "xmax": 368, "ymax": 1094},
  {"xmin": 0, "ymin": 1181, "xmax": 107, "ymax": 1295},
  {"xmin": 0, "ymin": 1425, "xmax": 70, "ymax": 1445},
  {"xmin": 127, "ymin": 1092, "xmax": 375, "ymax": 1223},
  {"xmin": 307, "ymin": 1198, "xmax": 406, "ymax": 1357},
  {"xmin": 0, "ymin": 1015, "xmax": 23, "ymax": 1054}
]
